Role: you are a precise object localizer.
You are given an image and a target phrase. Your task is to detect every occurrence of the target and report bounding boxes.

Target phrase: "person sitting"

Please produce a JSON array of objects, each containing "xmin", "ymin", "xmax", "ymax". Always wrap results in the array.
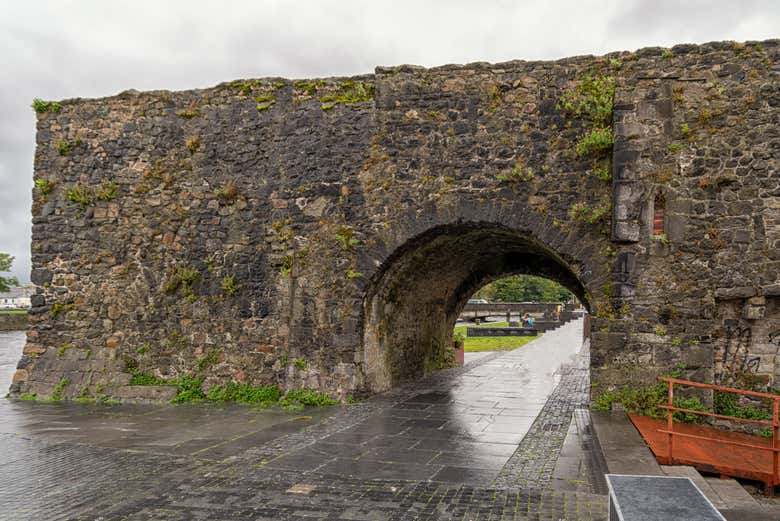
[{"xmin": 528, "ymin": 315, "xmax": 535, "ymax": 328}]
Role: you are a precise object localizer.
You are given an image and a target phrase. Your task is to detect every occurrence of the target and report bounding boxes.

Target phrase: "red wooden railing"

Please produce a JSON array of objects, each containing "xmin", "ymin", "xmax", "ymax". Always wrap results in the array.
[{"xmin": 658, "ymin": 377, "xmax": 780, "ymax": 494}]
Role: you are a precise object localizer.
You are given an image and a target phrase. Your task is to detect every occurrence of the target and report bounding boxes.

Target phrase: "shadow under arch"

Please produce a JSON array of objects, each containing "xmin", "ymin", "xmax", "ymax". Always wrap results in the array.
[{"xmin": 360, "ymin": 222, "xmax": 593, "ymax": 393}]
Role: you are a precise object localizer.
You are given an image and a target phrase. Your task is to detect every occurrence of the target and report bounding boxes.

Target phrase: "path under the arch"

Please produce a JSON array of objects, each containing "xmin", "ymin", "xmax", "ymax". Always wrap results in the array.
[{"xmin": 0, "ymin": 319, "xmax": 610, "ymax": 519}]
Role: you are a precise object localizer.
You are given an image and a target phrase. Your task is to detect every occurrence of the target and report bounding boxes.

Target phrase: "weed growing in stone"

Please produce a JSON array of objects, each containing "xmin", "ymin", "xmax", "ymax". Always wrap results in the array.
[
  {"xmin": 574, "ymin": 127, "xmax": 613, "ymax": 157},
  {"xmin": 294, "ymin": 80, "xmax": 327, "ymax": 95},
  {"xmin": 176, "ymin": 107, "xmax": 202, "ymax": 118},
  {"xmin": 56, "ymin": 343, "xmax": 74, "ymax": 359},
  {"xmin": 163, "ymin": 265, "xmax": 200, "ymax": 299},
  {"xmin": 128, "ymin": 371, "xmax": 168, "ymax": 386},
  {"xmin": 50, "ymin": 302, "xmax": 73, "ymax": 318},
  {"xmin": 557, "ymin": 75, "xmax": 615, "ymax": 127},
  {"xmin": 221, "ymin": 274, "xmax": 240, "ymax": 296},
  {"xmin": 196, "ymin": 349, "xmax": 222, "ymax": 371},
  {"xmin": 130, "ymin": 370, "xmax": 337, "ymax": 409},
  {"xmin": 170, "ymin": 376, "xmax": 207, "ymax": 402},
  {"xmin": 558, "ymin": 74, "xmax": 615, "ymax": 160},
  {"xmin": 279, "ymin": 388, "xmax": 338, "ymax": 410},
  {"xmin": 34, "ymin": 178, "xmax": 54, "ymax": 202},
  {"xmin": 334, "ymin": 226, "xmax": 359, "ymax": 250},
  {"xmin": 51, "ymin": 377, "xmax": 70, "ymax": 401},
  {"xmin": 255, "ymin": 93, "xmax": 275, "ymax": 111},
  {"xmin": 593, "ymin": 377, "xmax": 706, "ymax": 423},
  {"xmin": 206, "ymin": 381, "xmax": 281, "ymax": 405},
  {"xmin": 31, "ymin": 98, "xmax": 61, "ymax": 113},
  {"xmin": 496, "ymin": 160, "xmax": 534, "ymax": 183},
  {"xmin": 714, "ymin": 391, "xmax": 772, "ymax": 423},
  {"xmin": 592, "ymin": 166, "xmax": 611, "ymax": 182},
  {"xmin": 293, "ymin": 357, "xmax": 307, "ymax": 370},
  {"xmin": 279, "ymin": 255, "xmax": 294, "ymax": 278},
  {"xmin": 185, "ymin": 135, "xmax": 200, "ymax": 153},
  {"xmin": 65, "ymin": 184, "xmax": 94, "ymax": 209},
  {"xmin": 319, "ymin": 80, "xmax": 375, "ymax": 110},
  {"xmin": 95, "ymin": 180, "xmax": 118, "ymax": 201},
  {"xmin": 56, "ymin": 140, "xmax": 71, "ymax": 156},
  {"xmin": 568, "ymin": 202, "xmax": 610, "ymax": 225},
  {"xmin": 214, "ymin": 179, "xmax": 239, "ymax": 202}
]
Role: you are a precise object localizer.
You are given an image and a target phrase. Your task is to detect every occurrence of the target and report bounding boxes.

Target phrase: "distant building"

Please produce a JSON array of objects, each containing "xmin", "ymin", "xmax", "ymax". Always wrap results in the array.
[{"xmin": 0, "ymin": 285, "xmax": 35, "ymax": 309}]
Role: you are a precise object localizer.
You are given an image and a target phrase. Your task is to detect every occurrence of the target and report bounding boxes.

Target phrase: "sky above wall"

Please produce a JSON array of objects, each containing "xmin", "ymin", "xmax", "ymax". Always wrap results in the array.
[{"xmin": 1, "ymin": 0, "xmax": 778, "ymax": 283}]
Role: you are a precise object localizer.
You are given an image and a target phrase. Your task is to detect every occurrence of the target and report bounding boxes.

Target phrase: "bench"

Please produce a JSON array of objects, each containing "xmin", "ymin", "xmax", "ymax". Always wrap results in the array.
[{"xmin": 465, "ymin": 327, "xmax": 537, "ymax": 337}]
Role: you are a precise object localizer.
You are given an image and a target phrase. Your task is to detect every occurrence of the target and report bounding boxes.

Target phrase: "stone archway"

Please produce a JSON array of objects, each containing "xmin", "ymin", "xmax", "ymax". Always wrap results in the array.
[
  {"xmin": 16, "ymin": 40, "xmax": 780, "ymax": 402},
  {"xmin": 360, "ymin": 221, "xmax": 594, "ymax": 392}
]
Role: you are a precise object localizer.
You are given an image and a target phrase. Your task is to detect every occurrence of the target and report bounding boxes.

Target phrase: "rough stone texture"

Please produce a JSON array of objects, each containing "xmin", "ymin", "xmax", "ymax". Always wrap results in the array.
[{"xmin": 13, "ymin": 40, "xmax": 780, "ymax": 401}]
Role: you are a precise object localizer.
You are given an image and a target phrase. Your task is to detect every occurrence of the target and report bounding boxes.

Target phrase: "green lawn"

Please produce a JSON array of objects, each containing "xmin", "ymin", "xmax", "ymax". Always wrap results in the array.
[
  {"xmin": 0, "ymin": 309, "xmax": 27, "ymax": 314},
  {"xmin": 454, "ymin": 322, "xmax": 540, "ymax": 352}
]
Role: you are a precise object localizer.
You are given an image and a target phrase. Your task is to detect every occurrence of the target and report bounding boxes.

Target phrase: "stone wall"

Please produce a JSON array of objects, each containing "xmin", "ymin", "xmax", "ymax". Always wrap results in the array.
[
  {"xmin": 12, "ymin": 39, "xmax": 780, "ymax": 401},
  {"xmin": 0, "ymin": 313, "xmax": 28, "ymax": 332}
]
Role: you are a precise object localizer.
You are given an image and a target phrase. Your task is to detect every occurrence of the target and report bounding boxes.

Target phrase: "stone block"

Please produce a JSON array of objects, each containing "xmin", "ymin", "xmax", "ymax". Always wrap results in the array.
[
  {"xmin": 715, "ymin": 287, "xmax": 756, "ymax": 300},
  {"xmin": 12, "ymin": 369, "xmax": 29, "ymax": 383},
  {"xmin": 742, "ymin": 304, "xmax": 765, "ymax": 320},
  {"xmin": 115, "ymin": 385, "xmax": 177, "ymax": 402},
  {"xmin": 763, "ymin": 283, "xmax": 780, "ymax": 296},
  {"xmin": 613, "ymin": 221, "xmax": 640, "ymax": 242},
  {"xmin": 23, "ymin": 343, "xmax": 46, "ymax": 355},
  {"xmin": 682, "ymin": 343, "xmax": 712, "ymax": 369}
]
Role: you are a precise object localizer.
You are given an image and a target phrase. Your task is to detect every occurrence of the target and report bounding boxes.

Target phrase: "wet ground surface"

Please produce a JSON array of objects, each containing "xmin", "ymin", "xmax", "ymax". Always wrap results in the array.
[{"xmin": 0, "ymin": 319, "xmax": 609, "ymax": 520}]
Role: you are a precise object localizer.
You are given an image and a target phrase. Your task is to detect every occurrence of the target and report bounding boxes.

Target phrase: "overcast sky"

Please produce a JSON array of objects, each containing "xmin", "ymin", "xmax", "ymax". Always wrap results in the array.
[{"xmin": 1, "ymin": 0, "xmax": 778, "ymax": 283}]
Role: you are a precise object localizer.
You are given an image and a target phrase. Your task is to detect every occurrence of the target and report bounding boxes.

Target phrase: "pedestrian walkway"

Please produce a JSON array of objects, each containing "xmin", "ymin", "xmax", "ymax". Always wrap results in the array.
[{"xmin": 0, "ymin": 319, "xmax": 609, "ymax": 520}]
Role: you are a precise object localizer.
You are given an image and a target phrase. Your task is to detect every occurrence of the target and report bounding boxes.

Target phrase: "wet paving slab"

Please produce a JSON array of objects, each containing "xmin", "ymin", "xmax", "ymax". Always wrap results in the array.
[{"xmin": 0, "ymin": 319, "xmax": 610, "ymax": 519}]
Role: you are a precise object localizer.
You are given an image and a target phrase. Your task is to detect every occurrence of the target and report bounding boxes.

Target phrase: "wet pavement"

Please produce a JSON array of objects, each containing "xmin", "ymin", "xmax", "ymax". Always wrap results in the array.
[{"xmin": 0, "ymin": 319, "xmax": 609, "ymax": 520}]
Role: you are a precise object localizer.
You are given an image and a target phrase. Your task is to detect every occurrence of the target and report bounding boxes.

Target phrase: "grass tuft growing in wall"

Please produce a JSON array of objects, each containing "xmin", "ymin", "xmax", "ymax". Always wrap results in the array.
[{"xmin": 32, "ymin": 98, "xmax": 61, "ymax": 113}]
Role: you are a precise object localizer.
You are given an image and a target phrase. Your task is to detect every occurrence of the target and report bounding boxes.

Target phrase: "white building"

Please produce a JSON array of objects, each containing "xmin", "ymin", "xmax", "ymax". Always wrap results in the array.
[{"xmin": 0, "ymin": 285, "xmax": 35, "ymax": 309}]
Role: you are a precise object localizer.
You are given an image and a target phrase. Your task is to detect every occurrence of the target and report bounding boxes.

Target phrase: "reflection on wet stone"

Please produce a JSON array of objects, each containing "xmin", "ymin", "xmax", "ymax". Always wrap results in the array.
[{"xmin": 0, "ymin": 319, "xmax": 608, "ymax": 519}]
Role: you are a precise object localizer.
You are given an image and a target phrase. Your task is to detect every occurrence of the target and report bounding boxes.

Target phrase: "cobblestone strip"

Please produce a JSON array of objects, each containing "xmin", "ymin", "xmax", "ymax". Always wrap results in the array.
[{"xmin": 492, "ymin": 342, "xmax": 591, "ymax": 489}]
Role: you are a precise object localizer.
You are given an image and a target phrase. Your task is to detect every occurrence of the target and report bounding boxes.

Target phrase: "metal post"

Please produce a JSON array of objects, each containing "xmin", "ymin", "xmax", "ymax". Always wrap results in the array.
[
  {"xmin": 773, "ymin": 399, "xmax": 779, "ymax": 493},
  {"xmin": 667, "ymin": 380, "xmax": 674, "ymax": 464},
  {"xmin": 506, "ymin": 311, "xmax": 510, "ymax": 324}
]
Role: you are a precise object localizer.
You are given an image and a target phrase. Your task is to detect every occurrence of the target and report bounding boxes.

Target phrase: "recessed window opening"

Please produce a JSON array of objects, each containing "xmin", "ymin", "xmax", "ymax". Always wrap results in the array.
[{"xmin": 653, "ymin": 195, "xmax": 665, "ymax": 238}]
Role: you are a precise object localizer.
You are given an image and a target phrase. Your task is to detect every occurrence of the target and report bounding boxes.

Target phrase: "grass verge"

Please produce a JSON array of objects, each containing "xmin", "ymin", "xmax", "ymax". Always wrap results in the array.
[{"xmin": 454, "ymin": 322, "xmax": 540, "ymax": 352}]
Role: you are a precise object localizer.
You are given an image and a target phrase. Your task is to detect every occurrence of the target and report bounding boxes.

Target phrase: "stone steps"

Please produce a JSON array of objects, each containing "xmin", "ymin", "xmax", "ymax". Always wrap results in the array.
[{"xmin": 660, "ymin": 465, "xmax": 777, "ymax": 521}]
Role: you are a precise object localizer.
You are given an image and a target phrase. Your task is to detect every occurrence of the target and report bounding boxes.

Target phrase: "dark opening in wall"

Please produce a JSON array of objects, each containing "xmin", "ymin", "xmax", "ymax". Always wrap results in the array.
[
  {"xmin": 360, "ymin": 223, "xmax": 592, "ymax": 392},
  {"xmin": 653, "ymin": 195, "xmax": 665, "ymax": 237}
]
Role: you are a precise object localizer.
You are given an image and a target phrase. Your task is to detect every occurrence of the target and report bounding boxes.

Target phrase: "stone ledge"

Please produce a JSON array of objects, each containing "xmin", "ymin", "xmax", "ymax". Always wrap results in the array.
[
  {"xmin": 115, "ymin": 385, "xmax": 177, "ymax": 402},
  {"xmin": 0, "ymin": 313, "xmax": 28, "ymax": 331}
]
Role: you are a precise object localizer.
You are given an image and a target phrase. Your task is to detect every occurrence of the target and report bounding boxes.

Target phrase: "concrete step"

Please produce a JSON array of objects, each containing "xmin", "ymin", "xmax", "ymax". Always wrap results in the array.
[
  {"xmin": 591, "ymin": 410, "xmax": 663, "ymax": 476},
  {"xmin": 660, "ymin": 465, "xmax": 777, "ymax": 521},
  {"xmin": 662, "ymin": 465, "xmax": 728, "ymax": 509},
  {"xmin": 704, "ymin": 476, "xmax": 760, "ymax": 510}
]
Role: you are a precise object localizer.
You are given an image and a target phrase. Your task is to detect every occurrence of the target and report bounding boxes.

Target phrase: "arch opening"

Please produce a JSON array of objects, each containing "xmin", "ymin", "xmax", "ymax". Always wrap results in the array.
[{"xmin": 360, "ymin": 222, "xmax": 592, "ymax": 393}]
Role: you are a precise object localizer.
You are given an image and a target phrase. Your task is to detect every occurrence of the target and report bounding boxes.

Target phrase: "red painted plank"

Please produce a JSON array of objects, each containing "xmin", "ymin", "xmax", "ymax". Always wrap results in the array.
[{"xmin": 628, "ymin": 414, "xmax": 776, "ymax": 489}]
